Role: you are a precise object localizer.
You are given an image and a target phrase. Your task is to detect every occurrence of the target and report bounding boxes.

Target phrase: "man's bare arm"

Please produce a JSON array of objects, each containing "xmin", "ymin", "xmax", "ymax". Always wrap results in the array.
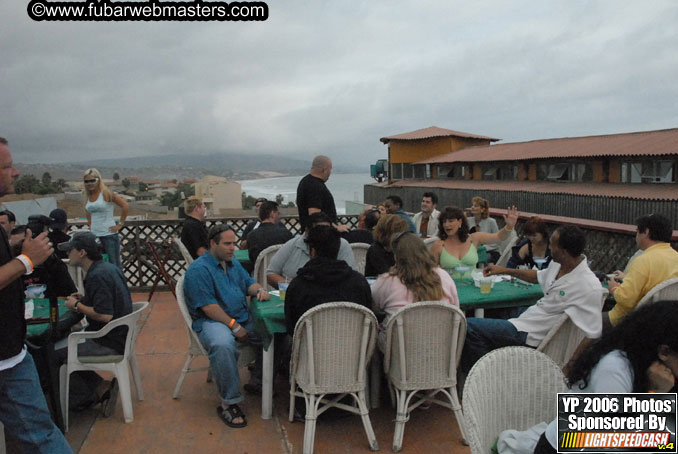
[{"xmin": 483, "ymin": 264, "xmax": 539, "ymax": 284}]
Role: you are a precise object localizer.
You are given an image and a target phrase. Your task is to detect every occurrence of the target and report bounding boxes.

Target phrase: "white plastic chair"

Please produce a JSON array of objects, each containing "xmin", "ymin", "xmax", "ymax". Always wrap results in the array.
[
  {"xmin": 0, "ymin": 422, "xmax": 4, "ymax": 454},
  {"xmin": 173, "ymin": 236, "xmax": 194, "ymax": 267},
  {"xmin": 635, "ymin": 277, "xmax": 678, "ymax": 309},
  {"xmin": 289, "ymin": 302, "xmax": 379, "ymax": 454},
  {"xmin": 350, "ymin": 242, "xmax": 370, "ymax": 275},
  {"xmin": 537, "ymin": 288, "xmax": 608, "ymax": 367},
  {"xmin": 63, "ymin": 258, "xmax": 85, "ymax": 294},
  {"xmin": 173, "ymin": 275, "xmax": 212, "ymax": 398},
  {"xmin": 253, "ymin": 243, "xmax": 283, "ymax": 290},
  {"xmin": 462, "ymin": 346, "xmax": 567, "ymax": 454},
  {"xmin": 383, "ymin": 301, "xmax": 467, "ymax": 452},
  {"xmin": 59, "ymin": 301, "xmax": 148, "ymax": 431},
  {"xmin": 495, "ymin": 230, "xmax": 518, "ymax": 267}
]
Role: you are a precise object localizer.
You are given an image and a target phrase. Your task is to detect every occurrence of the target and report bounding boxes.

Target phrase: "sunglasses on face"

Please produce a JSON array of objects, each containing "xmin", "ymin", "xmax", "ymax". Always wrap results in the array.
[{"xmin": 84, "ymin": 178, "xmax": 99, "ymax": 184}]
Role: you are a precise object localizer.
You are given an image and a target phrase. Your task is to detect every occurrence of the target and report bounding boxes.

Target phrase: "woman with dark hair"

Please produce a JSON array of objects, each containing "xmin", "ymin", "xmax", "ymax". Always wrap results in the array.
[
  {"xmin": 532, "ymin": 300, "xmax": 678, "ymax": 454},
  {"xmin": 431, "ymin": 206, "xmax": 518, "ymax": 277},
  {"xmin": 371, "ymin": 232, "xmax": 458, "ymax": 345},
  {"xmin": 507, "ymin": 216, "xmax": 552, "ymax": 270},
  {"xmin": 364, "ymin": 214, "xmax": 410, "ymax": 276}
]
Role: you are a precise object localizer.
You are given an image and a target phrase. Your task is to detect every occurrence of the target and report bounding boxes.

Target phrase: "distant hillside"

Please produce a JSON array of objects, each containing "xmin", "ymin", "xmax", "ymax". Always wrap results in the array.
[{"xmin": 16, "ymin": 151, "xmax": 363, "ymax": 181}]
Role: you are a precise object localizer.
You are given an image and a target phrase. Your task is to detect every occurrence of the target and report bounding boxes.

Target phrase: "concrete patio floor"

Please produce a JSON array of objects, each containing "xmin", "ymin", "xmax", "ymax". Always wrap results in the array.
[{"xmin": 8, "ymin": 291, "xmax": 470, "ymax": 454}]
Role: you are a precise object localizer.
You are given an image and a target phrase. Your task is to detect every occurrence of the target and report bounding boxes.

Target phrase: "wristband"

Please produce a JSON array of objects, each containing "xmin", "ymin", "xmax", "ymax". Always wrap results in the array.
[
  {"xmin": 504, "ymin": 224, "xmax": 514, "ymax": 231},
  {"xmin": 231, "ymin": 324, "xmax": 242, "ymax": 334},
  {"xmin": 74, "ymin": 301, "xmax": 80, "ymax": 313},
  {"xmin": 16, "ymin": 254, "xmax": 34, "ymax": 275},
  {"xmin": 228, "ymin": 318, "xmax": 236, "ymax": 328}
]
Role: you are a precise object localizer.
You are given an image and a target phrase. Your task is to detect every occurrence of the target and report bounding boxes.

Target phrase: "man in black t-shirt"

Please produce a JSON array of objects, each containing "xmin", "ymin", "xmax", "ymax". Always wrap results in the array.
[
  {"xmin": 247, "ymin": 201, "xmax": 293, "ymax": 267},
  {"xmin": 181, "ymin": 196, "xmax": 208, "ymax": 259},
  {"xmin": 0, "ymin": 137, "xmax": 71, "ymax": 452},
  {"xmin": 296, "ymin": 155, "xmax": 348, "ymax": 233}
]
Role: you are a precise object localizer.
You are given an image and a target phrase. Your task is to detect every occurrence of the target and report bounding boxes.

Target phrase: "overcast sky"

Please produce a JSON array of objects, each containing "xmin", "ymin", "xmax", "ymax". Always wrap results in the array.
[{"xmin": 2, "ymin": 1, "xmax": 677, "ymax": 168}]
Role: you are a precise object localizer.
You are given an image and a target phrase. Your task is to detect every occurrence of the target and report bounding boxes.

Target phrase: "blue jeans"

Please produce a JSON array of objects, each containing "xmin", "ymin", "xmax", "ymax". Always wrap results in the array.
[
  {"xmin": 197, "ymin": 318, "xmax": 262, "ymax": 406},
  {"xmin": 461, "ymin": 318, "xmax": 528, "ymax": 374},
  {"xmin": 98, "ymin": 234, "xmax": 122, "ymax": 270},
  {"xmin": 0, "ymin": 351, "xmax": 72, "ymax": 453}
]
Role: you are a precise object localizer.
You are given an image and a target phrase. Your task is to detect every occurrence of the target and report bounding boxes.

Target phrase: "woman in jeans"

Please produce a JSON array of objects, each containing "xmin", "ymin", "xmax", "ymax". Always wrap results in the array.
[{"xmin": 83, "ymin": 168, "xmax": 129, "ymax": 269}]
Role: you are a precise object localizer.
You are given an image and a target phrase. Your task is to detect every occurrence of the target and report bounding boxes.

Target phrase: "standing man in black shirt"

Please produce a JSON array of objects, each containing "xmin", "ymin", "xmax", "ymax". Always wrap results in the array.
[
  {"xmin": 181, "ymin": 196, "xmax": 208, "ymax": 259},
  {"xmin": 0, "ymin": 137, "xmax": 72, "ymax": 453},
  {"xmin": 246, "ymin": 201, "xmax": 293, "ymax": 266},
  {"xmin": 296, "ymin": 155, "xmax": 348, "ymax": 233}
]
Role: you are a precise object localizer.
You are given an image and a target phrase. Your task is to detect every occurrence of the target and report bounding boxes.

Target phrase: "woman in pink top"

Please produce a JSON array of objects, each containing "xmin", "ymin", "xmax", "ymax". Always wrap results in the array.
[{"xmin": 371, "ymin": 232, "xmax": 459, "ymax": 342}]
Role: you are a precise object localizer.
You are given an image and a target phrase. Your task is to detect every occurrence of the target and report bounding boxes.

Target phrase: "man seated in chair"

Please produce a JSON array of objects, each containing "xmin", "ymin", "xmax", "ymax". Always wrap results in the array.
[
  {"xmin": 183, "ymin": 224, "xmax": 270, "ymax": 429},
  {"xmin": 285, "ymin": 224, "xmax": 373, "ymax": 334},
  {"xmin": 266, "ymin": 212, "xmax": 357, "ymax": 288},
  {"xmin": 57, "ymin": 231, "xmax": 133, "ymax": 415},
  {"xmin": 246, "ymin": 200, "xmax": 292, "ymax": 270},
  {"xmin": 605, "ymin": 213, "xmax": 678, "ymax": 329},
  {"xmin": 461, "ymin": 225, "xmax": 603, "ymax": 374}
]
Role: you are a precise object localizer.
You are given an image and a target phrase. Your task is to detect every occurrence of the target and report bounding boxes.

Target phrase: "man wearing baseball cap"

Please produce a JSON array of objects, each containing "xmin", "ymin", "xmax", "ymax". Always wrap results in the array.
[
  {"xmin": 57, "ymin": 231, "xmax": 132, "ymax": 415},
  {"xmin": 49, "ymin": 208, "xmax": 71, "ymax": 260}
]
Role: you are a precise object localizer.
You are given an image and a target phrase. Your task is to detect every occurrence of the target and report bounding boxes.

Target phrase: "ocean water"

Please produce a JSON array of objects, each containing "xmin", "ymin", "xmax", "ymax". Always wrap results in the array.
[{"xmin": 238, "ymin": 173, "xmax": 375, "ymax": 214}]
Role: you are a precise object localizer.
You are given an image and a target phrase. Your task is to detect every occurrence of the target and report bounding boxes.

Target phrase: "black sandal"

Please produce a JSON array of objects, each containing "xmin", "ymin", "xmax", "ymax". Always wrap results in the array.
[{"xmin": 217, "ymin": 404, "xmax": 247, "ymax": 428}]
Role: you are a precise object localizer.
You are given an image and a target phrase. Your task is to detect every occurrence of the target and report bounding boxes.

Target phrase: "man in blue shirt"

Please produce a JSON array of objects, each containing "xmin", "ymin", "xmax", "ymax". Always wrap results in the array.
[
  {"xmin": 384, "ymin": 195, "xmax": 416, "ymax": 233},
  {"xmin": 183, "ymin": 224, "xmax": 270, "ymax": 429}
]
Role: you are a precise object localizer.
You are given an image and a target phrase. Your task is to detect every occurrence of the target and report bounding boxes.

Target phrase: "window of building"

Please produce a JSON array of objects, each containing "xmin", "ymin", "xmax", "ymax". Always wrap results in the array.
[
  {"xmin": 402, "ymin": 163, "xmax": 413, "ymax": 179},
  {"xmin": 622, "ymin": 160, "xmax": 675, "ymax": 183},
  {"xmin": 413, "ymin": 164, "xmax": 426, "ymax": 179},
  {"xmin": 483, "ymin": 167, "xmax": 498, "ymax": 181},
  {"xmin": 391, "ymin": 163, "xmax": 403, "ymax": 180},
  {"xmin": 544, "ymin": 163, "xmax": 591, "ymax": 182}
]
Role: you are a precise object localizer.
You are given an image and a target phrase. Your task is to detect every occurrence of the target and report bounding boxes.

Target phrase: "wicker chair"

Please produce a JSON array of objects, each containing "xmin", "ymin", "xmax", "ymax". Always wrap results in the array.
[
  {"xmin": 635, "ymin": 277, "xmax": 678, "ymax": 309},
  {"xmin": 350, "ymin": 242, "xmax": 370, "ymax": 275},
  {"xmin": 383, "ymin": 302, "xmax": 467, "ymax": 452},
  {"xmin": 289, "ymin": 302, "xmax": 379, "ymax": 454},
  {"xmin": 537, "ymin": 288, "xmax": 608, "ymax": 367},
  {"xmin": 172, "ymin": 236, "xmax": 194, "ymax": 267},
  {"xmin": 59, "ymin": 301, "xmax": 149, "ymax": 431},
  {"xmin": 462, "ymin": 347, "xmax": 567, "ymax": 454},
  {"xmin": 253, "ymin": 243, "xmax": 283, "ymax": 290}
]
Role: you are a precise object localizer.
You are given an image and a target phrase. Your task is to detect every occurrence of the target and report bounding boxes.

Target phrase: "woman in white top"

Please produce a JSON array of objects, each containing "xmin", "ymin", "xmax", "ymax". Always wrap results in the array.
[
  {"xmin": 530, "ymin": 300, "xmax": 678, "ymax": 454},
  {"xmin": 371, "ymin": 232, "xmax": 459, "ymax": 347},
  {"xmin": 467, "ymin": 196, "xmax": 500, "ymax": 262},
  {"xmin": 83, "ymin": 168, "xmax": 129, "ymax": 269}
]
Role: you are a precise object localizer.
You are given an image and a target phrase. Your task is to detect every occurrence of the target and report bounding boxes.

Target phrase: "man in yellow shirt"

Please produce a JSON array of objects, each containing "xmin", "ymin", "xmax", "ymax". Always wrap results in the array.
[{"xmin": 606, "ymin": 213, "xmax": 678, "ymax": 327}]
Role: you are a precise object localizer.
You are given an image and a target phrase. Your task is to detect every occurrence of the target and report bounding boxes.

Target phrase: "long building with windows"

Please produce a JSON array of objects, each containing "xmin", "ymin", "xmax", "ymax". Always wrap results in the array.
[{"xmin": 365, "ymin": 127, "xmax": 678, "ymax": 225}]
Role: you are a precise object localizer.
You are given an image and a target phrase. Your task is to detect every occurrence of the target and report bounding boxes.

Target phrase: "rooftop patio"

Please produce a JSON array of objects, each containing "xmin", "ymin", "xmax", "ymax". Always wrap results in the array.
[{"xmin": 29, "ymin": 290, "xmax": 469, "ymax": 454}]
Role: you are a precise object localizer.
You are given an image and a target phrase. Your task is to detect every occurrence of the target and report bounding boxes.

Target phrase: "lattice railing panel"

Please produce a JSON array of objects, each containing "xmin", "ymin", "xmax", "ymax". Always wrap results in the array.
[{"xmin": 67, "ymin": 214, "xmax": 658, "ymax": 290}]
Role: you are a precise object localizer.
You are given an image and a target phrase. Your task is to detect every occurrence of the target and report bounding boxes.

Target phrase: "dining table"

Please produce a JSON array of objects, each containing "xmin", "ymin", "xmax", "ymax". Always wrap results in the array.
[{"xmin": 250, "ymin": 276, "xmax": 544, "ymax": 419}]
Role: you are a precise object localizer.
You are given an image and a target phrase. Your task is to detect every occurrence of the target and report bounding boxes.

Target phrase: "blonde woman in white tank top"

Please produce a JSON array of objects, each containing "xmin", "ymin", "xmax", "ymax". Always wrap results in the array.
[{"xmin": 83, "ymin": 169, "xmax": 129, "ymax": 269}]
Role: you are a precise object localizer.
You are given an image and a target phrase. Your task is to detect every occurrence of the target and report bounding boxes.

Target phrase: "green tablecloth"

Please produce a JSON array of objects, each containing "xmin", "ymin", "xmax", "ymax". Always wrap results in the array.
[
  {"xmin": 234, "ymin": 249, "xmax": 250, "ymax": 262},
  {"xmin": 251, "ymin": 294, "xmax": 285, "ymax": 350},
  {"xmin": 250, "ymin": 279, "xmax": 544, "ymax": 350},
  {"xmin": 26, "ymin": 298, "xmax": 81, "ymax": 341},
  {"xmin": 456, "ymin": 279, "xmax": 544, "ymax": 311}
]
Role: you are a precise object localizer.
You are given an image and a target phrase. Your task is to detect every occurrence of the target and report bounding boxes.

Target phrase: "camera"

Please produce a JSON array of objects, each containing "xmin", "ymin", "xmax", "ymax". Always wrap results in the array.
[{"xmin": 27, "ymin": 215, "xmax": 54, "ymax": 238}]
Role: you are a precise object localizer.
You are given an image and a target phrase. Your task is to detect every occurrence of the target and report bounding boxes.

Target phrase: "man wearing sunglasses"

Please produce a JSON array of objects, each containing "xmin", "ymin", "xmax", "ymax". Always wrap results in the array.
[{"xmin": 183, "ymin": 224, "xmax": 270, "ymax": 429}]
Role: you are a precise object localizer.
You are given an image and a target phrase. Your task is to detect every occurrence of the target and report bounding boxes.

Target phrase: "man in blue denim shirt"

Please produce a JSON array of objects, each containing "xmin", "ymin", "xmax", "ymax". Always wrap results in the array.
[{"xmin": 184, "ymin": 224, "xmax": 270, "ymax": 428}]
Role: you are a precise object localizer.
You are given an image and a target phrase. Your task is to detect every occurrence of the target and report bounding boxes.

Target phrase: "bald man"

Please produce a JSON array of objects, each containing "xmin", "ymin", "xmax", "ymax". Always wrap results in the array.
[{"xmin": 296, "ymin": 155, "xmax": 348, "ymax": 233}]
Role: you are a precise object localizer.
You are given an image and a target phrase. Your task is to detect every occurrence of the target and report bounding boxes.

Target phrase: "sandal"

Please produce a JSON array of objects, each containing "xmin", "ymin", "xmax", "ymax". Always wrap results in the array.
[{"xmin": 217, "ymin": 404, "xmax": 247, "ymax": 428}]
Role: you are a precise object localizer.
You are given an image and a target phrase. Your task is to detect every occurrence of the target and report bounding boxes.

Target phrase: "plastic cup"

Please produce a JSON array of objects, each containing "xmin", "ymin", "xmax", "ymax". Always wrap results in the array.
[
  {"xmin": 278, "ymin": 282, "xmax": 289, "ymax": 300},
  {"xmin": 480, "ymin": 277, "xmax": 492, "ymax": 294}
]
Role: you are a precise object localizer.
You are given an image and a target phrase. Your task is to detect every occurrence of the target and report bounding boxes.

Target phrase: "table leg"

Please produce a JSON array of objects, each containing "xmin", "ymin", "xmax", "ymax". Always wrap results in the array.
[
  {"xmin": 261, "ymin": 342, "xmax": 275, "ymax": 419},
  {"xmin": 474, "ymin": 308, "xmax": 485, "ymax": 318}
]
